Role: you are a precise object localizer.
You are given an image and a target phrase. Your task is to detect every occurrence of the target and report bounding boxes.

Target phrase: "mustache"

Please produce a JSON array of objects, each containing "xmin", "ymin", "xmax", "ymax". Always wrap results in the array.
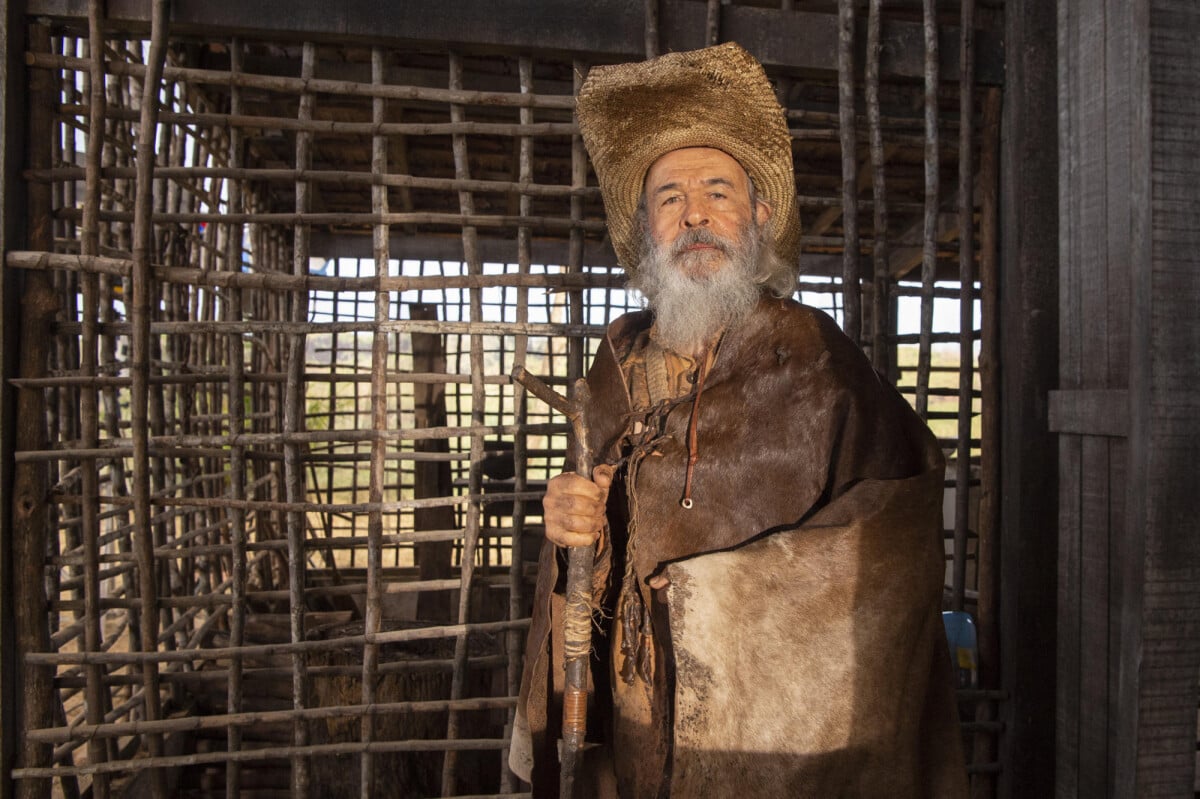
[{"xmin": 669, "ymin": 227, "xmax": 733, "ymax": 258}]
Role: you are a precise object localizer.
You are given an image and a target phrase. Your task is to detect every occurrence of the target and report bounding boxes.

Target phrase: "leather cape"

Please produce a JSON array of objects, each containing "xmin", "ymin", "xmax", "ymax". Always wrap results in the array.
[{"xmin": 510, "ymin": 297, "xmax": 968, "ymax": 798}]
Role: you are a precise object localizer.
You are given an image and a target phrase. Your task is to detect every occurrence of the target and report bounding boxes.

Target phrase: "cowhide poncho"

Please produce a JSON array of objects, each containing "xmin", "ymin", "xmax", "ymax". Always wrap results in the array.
[{"xmin": 510, "ymin": 297, "xmax": 968, "ymax": 798}]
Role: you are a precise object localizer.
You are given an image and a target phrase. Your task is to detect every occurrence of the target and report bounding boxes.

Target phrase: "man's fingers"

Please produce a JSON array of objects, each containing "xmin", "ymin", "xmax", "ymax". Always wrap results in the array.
[
  {"xmin": 548, "ymin": 489, "xmax": 600, "ymax": 514},
  {"xmin": 543, "ymin": 468, "xmax": 614, "ymax": 549},
  {"xmin": 543, "ymin": 505, "xmax": 602, "ymax": 547},
  {"xmin": 551, "ymin": 509, "xmax": 604, "ymax": 534},
  {"xmin": 591, "ymin": 463, "xmax": 615, "ymax": 491},
  {"xmin": 548, "ymin": 529, "xmax": 602, "ymax": 548},
  {"xmin": 648, "ymin": 574, "xmax": 670, "ymax": 590},
  {"xmin": 547, "ymin": 471, "xmax": 606, "ymax": 503}
]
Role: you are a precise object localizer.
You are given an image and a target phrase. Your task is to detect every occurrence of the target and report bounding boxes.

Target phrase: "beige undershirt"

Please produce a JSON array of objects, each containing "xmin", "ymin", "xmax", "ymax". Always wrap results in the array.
[{"xmin": 621, "ymin": 327, "xmax": 719, "ymax": 411}]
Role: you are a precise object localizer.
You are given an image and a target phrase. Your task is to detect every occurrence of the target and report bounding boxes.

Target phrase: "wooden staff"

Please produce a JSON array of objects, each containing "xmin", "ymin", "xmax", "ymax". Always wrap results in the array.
[{"xmin": 511, "ymin": 365, "xmax": 595, "ymax": 799}]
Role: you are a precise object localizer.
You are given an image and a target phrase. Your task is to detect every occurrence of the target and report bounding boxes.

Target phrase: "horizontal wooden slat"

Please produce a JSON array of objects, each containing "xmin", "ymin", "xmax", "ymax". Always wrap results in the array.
[
  {"xmin": 1048, "ymin": 389, "xmax": 1129, "ymax": 437},
  {"xmin": 24, "ymin": 0, "xmax": 1004, "ymax": 83}
]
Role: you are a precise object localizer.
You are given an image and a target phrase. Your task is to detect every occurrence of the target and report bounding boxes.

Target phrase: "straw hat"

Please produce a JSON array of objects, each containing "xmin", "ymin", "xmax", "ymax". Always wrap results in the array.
[{"xmin": 576, "ymin": 42, "xmax": 801, "ymax": 272}]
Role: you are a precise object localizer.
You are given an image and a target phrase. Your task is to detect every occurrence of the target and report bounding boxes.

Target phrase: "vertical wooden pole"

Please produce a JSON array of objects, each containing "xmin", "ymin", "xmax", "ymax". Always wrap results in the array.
[
  {"xmin": 99, "ymin": 57, "xmax": 137, "ymax": 681},
  {"xmin": 705, "ymin": 0, "xmax": 721, "ymax": 46},
  {"xmin": 973, "ymin": 85, "xmax": 1002, "ymax": 799},
  {"xmin": 12, "ymin": 23, "xmax": 56, "ymax": 799},
  {"xmin": 410, "ymin": 302, "xmax": 455, "ymax": 625},
  {"xmin": 999, "ymin": 0, "xmax": 1058, "ymax": 794},
  {"xmin": 836, "ymin": 0, "xmax": 861, "ymax": 342},
  {"xmin": 644, "ymin": 0, "xmax": 660, "ymax": 58},
  {"xmin": 500, "ymin": 54, "xmax": 536, "ymax": 791},
  {"xmin": 866, "ymin": 0, "xmax": 890, "ymax": 374},
  {"xmin": 441, "ymin": 49, "xmax": 485, "ymax": 796},
  {"xmin": 146, "ymin": 63, "xmax": 177, "ymax": 665},
  {"xmin": 0, "ymin": 0, "xmax": 26, "ymax": 790},
  {"xmin": 952, "ymin": 0, "xmax": 976, "ymax": 614},
  {"xmin": 916, "ymin": 0, "xmax": 940, "ymax": 420},
  {"xmin": 567, "ymin": 61, "xmax": 588, "ymax": 383},
  {"xmin": 80, "ymin": 6, "xmax": 109, "ymax": 797},
  {"xmin": 224, "ymin": 36, "xmax": 247, "ymax": 799},
  {"xmin": 285, "ymin": 41, "xmax": 316, "ymax": 799},
  {"xmin": 360, "ymin": 45, "xmax": 390, "ymax": 796},
  {"xmin": 129, "ymin": 3, "xmax": 170, "ymax": 794}
]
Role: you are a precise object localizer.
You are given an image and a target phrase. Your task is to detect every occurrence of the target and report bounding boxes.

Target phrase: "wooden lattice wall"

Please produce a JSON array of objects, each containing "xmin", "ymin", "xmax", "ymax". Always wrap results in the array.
[{"xmin": 2, "ymin": 2, "xmax": 1003, "ymax": 797}]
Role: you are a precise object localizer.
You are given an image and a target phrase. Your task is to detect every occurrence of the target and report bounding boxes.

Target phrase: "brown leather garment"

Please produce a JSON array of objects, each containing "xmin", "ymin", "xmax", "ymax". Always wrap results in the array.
[{"xmin": 511, "ymin": 298, "xmax": 968, "ymax": 798}]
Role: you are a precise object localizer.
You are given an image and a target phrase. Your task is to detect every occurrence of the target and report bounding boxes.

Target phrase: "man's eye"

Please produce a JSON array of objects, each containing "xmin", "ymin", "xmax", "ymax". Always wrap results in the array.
[{"xmin": 661, "ymin": 196, "xmax": 681, "ymax": 206}]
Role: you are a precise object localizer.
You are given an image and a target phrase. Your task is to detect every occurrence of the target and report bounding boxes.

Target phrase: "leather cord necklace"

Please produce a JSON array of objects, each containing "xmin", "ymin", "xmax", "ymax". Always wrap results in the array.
[{"xmin": 680, "ymin": 346, "xmax": 714, "ymax": 509}]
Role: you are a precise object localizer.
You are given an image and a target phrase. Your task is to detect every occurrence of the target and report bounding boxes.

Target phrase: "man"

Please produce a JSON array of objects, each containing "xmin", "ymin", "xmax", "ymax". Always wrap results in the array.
[{"xmin": 511, "ymin": 43, "xmax": 968, "ymax": 798}]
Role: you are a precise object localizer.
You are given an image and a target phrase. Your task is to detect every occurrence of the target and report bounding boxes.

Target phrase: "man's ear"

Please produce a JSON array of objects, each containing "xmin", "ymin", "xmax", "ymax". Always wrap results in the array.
[{"xmin": 754, "ymin": 198, "xmax": 773, "ymax": 226}]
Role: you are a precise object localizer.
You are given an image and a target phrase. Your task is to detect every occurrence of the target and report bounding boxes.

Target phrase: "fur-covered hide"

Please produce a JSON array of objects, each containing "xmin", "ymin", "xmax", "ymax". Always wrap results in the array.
[{"xmin": 511, "ymin": 298, "xmax": 967, "ymax": 798}]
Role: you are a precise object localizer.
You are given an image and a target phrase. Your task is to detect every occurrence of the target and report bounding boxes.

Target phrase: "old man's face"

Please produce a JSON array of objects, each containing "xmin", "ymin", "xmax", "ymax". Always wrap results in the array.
[
  {"xmin": 644, "ymin": 147, "xmax": 772, "ymax": 277},
  {"xmin": 631, "ymin": 147, "xmax": 773, "ymax": 355}
]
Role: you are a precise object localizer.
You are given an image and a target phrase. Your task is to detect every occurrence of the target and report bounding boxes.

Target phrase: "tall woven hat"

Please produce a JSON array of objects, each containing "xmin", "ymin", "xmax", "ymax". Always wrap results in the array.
[{"xmin": 576, "ymin": 42, "xmax": 800, "ymax": 271}]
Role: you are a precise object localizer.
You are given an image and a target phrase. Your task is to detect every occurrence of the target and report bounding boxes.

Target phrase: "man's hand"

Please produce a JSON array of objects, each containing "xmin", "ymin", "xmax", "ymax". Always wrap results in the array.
[{"xmin": 543, "ymin": 463, "xmax": 615, "ymax": 548}]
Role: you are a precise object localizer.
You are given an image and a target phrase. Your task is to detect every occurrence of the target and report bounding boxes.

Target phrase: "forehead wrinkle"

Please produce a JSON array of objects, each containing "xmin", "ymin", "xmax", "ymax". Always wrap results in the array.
[{"xmin": 649, "ymin": 175, "xmax": 739, "ymax": 198}]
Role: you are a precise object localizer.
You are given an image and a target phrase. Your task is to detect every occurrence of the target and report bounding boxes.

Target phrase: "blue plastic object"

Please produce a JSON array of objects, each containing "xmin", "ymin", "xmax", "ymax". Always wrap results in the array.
[{"xmin": 941, "ymin": 610, "xmax": 979, "ymax": 688}]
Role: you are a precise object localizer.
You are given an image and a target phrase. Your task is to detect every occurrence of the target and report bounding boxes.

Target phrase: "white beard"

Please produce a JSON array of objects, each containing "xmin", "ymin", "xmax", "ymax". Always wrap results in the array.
[{"xmin": 629, "ymin": 224, "xmax": 764, "ymax": 355}]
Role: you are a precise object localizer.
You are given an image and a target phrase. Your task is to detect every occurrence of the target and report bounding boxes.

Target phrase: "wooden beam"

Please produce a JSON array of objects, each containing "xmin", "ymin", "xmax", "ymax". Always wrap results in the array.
[
  {"xmin": 0, "ymin": 0, "xmax": 29, "ymax": 791},
  {"xmin": 998, "ymin": 1, "xmax": 1058, "ymax": 798},
  {"xmin": 25, "ymin": 0, "xmax": 1004, "ymax": 83},
  {"xmin": 409, "ymin": 303, "xmax": 456, "ymax": 625},
  {"xmin": 12, "ymin": 22, "xmax": 57, "ymax": 799},
  {"xmin": 308, "ymin": 230, "xmax": 620, "ymax": 270}
]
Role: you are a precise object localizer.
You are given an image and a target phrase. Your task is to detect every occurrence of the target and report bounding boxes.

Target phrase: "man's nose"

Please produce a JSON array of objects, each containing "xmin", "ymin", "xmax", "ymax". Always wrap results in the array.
[{"xmin": 683, "ymin": 200, "xmax": 709, "ymax": 228}]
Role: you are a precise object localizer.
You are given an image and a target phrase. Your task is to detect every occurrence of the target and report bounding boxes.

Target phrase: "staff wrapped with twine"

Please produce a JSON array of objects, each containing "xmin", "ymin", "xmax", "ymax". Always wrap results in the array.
[{"xmin": 511, "ymin": 365, "xmax": 595, "ymax": 799}]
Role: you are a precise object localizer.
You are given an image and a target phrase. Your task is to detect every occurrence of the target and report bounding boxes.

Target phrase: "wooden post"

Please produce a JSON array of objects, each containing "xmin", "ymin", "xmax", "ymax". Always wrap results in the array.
[
  {"xmin": 441, "ymin": 50, "xmax": 487, "ymax": 796},
  {"xmin": 80, "ymin": 5, "xmax": 110, "ymax": 796},
  {"xmin": 866, "ymin": 0, "xmax": 890, "ymax": 375},
  {"xmin": 224, "ymin": 36, "xmax": 248, "ymax": 799},
  {"xmin": 500, "ymin": 53, "xmax": 536, "ymax": 792},
  {"xmin": 704, "ymin": 0, "xmax": 721, "ymax": 46},
  {"xmin": 837, "ymin": 0, "xmax": 861, "ymax": 343},
  {"xmin": 915, "ymin": 0, "xmax": 939, "ymax": 420},
  {"xmin": 359, "ymin": 45, "xmax": 391, "ymax": 797},
  {"xmin": 999, "ymin": 0, "xmax": 1058, "ymax": 796},
  {"xmin": 284, "ymin": 40, "xmax": 316, "ymax": 799},
  {"xmin": 952, "ymin": 0, "xmax": 975, "ymax": 614},
  {"xmin": 973, "ymin": 85, "xmax": 1001, "ymax": 799},
  {"xmin": 409, "ymin": 303, "xmax": 456, "ymax": 625},
  {"xmin": 567, "ymin": 60, "xmax": 588, "ymax": 384},
  {"xmin": 0, "ymin": 0, "xmax": 27, "ymax": 790},
  {"xmin": 644, "ymin": 0, "xmax": 660, "ymax": 58},
  {"xmin": 129, "ymin": 4, "xmax": 171, "ymax": 794},
  {"xmin": 12, "ymin": 23, "xmax": 58, "ymax": 799}
]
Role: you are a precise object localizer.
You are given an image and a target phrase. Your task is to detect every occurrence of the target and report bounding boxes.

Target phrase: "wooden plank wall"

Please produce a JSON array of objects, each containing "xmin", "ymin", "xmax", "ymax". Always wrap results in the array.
[
  {"xmin": 1124, "ymin": 1, "xmax": 1200, "ymax": 794},
  {"xmin": 1054, "ymin": 0, "xmax": 1200, "ymax": 796}
]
